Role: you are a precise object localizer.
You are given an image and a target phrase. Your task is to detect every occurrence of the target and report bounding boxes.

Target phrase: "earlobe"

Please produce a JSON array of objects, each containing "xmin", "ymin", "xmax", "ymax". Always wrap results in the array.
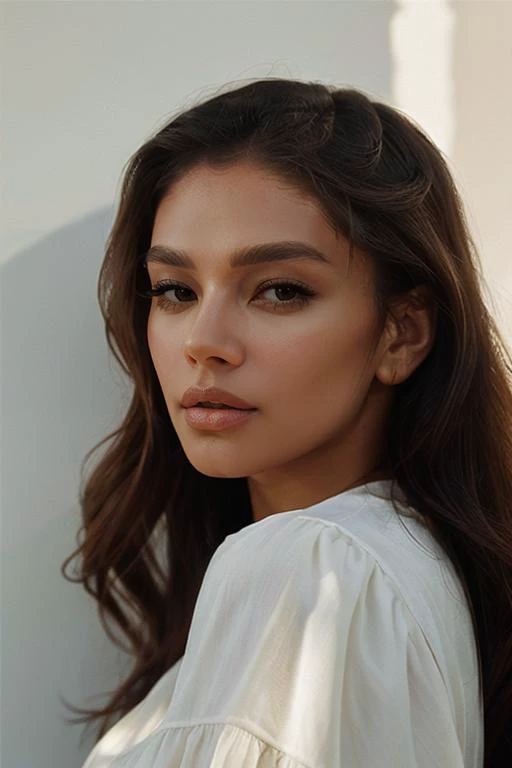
[{"xmin": 375, "ymin": 358, "xmax": 403, "ymax": 387}]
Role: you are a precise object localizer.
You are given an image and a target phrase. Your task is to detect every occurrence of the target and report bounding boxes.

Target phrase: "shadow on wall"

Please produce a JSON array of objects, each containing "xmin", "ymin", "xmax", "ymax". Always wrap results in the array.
[{"xmin": 1, "ymin": 209, "xmax": 134, "ymax": 768}]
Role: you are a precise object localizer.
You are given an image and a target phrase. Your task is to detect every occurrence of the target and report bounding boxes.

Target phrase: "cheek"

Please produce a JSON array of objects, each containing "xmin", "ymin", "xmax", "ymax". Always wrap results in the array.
[{"xmin": 262, "ymin": 315, "xmax": 375, "ymax": 405}]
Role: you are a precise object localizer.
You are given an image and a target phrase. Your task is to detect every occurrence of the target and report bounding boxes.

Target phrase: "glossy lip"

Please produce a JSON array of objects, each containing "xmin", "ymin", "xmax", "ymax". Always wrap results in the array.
[
  {"xmin": 184, "ymin": 406, "xmax": 258, "ymax": 431},
  {"xmin": 180, "ymin": 385, "xmax": 257, "ymax": 410}
]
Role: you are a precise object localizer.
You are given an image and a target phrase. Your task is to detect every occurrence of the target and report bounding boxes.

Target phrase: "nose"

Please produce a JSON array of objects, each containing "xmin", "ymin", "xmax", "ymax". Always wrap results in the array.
[{"xmin": 183, "ymin": 295, "xmax": 245, "ymax": 367}]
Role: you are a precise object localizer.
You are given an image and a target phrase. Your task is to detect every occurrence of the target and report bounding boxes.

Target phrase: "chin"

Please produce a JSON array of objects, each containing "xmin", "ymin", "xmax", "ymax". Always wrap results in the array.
[
  {"xmin": 180, "ymin": 445, "xmax": 269, "ymax": 479},
  {"xmin": 178, "ymin": 446, "xmax": 248, "ymax": 478},
  {"xmin": 187, "ymin": 461, "xmax": 248, "ymax": 479}
]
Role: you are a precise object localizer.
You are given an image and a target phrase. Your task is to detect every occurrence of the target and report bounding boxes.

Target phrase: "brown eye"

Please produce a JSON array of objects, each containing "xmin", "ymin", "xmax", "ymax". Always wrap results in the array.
[
  {"xmin": 254, "ymin": 280, "xmax": 316, "ymax": 310},
  {"xmin": 141, "ymin": 280, "xmax": 196, "ymax": 310}
]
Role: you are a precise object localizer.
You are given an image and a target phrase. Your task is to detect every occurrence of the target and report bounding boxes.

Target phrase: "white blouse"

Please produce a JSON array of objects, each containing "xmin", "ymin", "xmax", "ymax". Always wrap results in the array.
[{"xmin": 81, "ymin": 479, "xmax": 484, "ymax": 767}]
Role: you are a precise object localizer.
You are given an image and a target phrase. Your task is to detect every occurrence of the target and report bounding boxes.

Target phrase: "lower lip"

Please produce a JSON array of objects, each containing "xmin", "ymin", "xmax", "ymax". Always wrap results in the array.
[{"xmin": 183, "ymin": 407, "xmax": 258, "ymax": 431}]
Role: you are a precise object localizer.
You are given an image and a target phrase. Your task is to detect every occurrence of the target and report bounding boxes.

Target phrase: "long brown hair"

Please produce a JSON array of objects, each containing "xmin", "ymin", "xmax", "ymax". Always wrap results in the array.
[{"xmin": 61, "ymin": 78, "xmax": 512, "ymax": 765}]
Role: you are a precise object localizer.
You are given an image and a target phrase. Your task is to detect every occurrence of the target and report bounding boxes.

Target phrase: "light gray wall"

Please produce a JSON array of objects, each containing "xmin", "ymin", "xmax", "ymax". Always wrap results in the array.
[
  {"xmin": 452, "ymin": 0, "xmax": 512, "ymax": 343},
  {"xmin": 1, "ymin": 3, "xmax": 393, "ymax": 767}
]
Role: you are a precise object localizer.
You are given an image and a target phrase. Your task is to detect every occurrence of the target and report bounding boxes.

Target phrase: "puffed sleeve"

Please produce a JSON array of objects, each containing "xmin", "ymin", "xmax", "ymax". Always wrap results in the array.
[{"xmin": 86, "ymin": 515, "xmax": 469, "ymax": 767}]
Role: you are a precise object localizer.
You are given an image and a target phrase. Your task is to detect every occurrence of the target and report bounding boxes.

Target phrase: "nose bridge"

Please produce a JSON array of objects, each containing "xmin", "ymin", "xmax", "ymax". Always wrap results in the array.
[{"xmin": 184, "ymin": 285, "xmax": 242, "ymax": 361}]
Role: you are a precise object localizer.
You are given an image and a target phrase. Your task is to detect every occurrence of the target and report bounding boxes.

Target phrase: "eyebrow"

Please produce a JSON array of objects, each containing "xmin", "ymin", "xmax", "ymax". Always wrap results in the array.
[{"xmin": 142, "ymin": 241, "xmax": 332, "ymax": 270}]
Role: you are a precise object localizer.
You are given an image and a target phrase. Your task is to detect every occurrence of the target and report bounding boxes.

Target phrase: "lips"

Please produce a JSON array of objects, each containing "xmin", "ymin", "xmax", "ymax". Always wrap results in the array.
[
  {"xmin": 181, "ymin": 386, "xmax": 257, "ymax": 410},
  {"xmin": 196, "ymin": 402, "xmax": 236, "ymax": 409},
  {"xmin": 183, "ymin": 404, "xmax": 258, "ymax": 431}
]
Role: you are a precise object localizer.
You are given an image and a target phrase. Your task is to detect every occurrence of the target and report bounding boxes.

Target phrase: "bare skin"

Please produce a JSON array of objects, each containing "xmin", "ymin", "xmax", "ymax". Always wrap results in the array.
[{"xmin": 146, "ymin": 160, "xmax": 436, "ymax": 522}]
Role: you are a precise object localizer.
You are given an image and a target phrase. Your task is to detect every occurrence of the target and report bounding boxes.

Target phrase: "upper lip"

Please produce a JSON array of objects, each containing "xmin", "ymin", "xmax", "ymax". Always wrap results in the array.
[{"xmin": 181, "ymin": 386, "xmax": 257, "ymax": 410}]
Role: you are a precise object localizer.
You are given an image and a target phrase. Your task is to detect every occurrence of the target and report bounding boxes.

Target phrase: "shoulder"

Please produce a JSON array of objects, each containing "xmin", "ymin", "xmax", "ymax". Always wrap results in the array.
[
  {"xmin": 215, "ymin": 496, "xmax": 444, "ymax": 602},
  {"xmin": 212, "ymin": 494, "xmax": 476, "ymax": 668},
  {"xmin": 208, "ymin": 507, "xmax": 417, "ymax": 635}
]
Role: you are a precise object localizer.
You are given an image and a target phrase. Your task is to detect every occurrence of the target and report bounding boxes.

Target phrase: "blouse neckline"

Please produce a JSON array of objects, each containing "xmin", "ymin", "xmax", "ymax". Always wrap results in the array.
[{"xmin": 249, "ymin": 478, "xmax": 411, "ymax": 529}]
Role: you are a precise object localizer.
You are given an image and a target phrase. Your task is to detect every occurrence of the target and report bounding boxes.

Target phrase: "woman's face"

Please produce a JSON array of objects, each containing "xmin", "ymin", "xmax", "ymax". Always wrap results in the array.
[{"xmin": 147, "ymin": 160, "xmax": 392, "ymax": 516}]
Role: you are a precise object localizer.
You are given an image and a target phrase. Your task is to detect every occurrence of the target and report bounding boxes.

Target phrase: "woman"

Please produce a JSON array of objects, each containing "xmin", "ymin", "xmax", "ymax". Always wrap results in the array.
[{"xmin": 62, "ymin": 78, "xmax": 512, "ymax": 767}]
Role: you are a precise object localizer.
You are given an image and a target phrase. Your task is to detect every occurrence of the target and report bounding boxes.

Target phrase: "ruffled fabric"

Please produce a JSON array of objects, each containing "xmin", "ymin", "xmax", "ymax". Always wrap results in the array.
[
  {"xmin": 82, "ymin": 482, "xmax": 483, "ymax": 767},
  {"xmin": 85, "ymin": 721, "xmax": 310, "ymax": 768}
]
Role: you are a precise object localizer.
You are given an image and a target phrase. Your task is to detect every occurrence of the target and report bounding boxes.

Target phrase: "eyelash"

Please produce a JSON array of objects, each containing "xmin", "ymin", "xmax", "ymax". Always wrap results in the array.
[{"xmin": 141, "ymin": 278, "xmax": 316, "ymax": 312}]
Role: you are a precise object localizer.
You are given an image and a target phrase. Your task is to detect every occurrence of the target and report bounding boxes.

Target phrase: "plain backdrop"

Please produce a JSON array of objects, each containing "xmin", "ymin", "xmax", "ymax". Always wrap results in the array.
[{"xmin": 1, "ymin": 2, "xmax": 511, "ymax": 767}]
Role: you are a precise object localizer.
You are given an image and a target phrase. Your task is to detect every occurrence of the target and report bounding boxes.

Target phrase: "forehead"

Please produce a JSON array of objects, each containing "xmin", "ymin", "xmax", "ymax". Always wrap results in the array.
[
  {"xmin": 151, "ymin": 161, "xmax": 335, "ymax": 249},
  {"xmin": 150, "ymin": 160, "xmax": 373, "ymax": 289}
]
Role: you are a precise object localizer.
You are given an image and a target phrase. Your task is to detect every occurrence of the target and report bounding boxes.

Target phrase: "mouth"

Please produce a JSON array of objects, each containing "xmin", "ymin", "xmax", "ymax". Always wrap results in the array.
[
  {"xmin": 183, "ymin": 404, "xmax": 258, "ymax": 431},
  {"xmin": 194, "ymin": 402, "xmax": 245, "ymax": 410},
  {"xmin": 180, "ymin": 387, "xmax": 257, "ymax": 410}
]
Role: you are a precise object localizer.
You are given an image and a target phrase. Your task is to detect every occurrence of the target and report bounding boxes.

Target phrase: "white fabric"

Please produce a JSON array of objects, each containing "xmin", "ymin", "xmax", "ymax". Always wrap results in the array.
[{"xmin": 81, "ymin": 479, "xmax": 484, "ymax": 767}]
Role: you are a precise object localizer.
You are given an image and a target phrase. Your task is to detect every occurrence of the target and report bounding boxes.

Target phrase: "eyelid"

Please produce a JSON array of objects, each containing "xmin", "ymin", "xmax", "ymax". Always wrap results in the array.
[
  {"xmin": 143, "ymin": 276, "xmax": 315, "ymax": 296},
  {"xmin": 139, "ymin": 277, "xmax": 317, "ymax": 311}
]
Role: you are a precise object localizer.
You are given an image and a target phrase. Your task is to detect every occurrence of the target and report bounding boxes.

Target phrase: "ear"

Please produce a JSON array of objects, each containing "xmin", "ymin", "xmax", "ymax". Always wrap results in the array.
[{"xmin": 375, "ymin": 285, "xmax": 438, "ymax": 386}]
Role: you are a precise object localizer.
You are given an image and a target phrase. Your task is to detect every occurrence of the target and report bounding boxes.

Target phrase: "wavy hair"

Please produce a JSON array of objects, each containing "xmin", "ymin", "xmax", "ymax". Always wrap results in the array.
[{"xmin": 61, "ymin": 78, "xmax": 512, "ymax": 766}]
